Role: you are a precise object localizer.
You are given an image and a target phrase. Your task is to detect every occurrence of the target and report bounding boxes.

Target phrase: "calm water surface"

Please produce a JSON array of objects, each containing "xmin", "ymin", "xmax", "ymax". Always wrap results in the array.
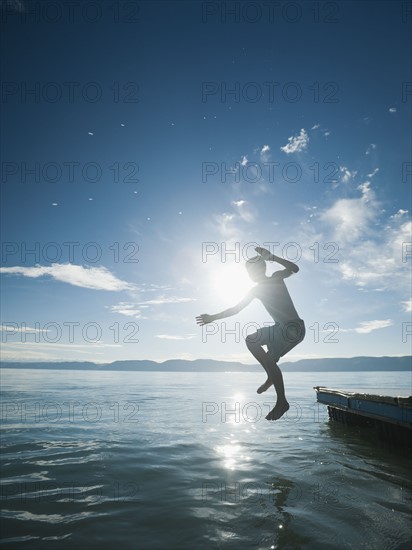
[{"xmin": 1, "ymin": 369, "xmax": 411, "ymax": 549}]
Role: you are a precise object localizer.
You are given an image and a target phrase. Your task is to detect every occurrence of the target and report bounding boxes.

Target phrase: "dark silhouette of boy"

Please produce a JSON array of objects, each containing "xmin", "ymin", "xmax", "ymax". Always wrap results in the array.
[{"xmin": 196, "ymin": 247, "xmax": 305, "ymax": 421}]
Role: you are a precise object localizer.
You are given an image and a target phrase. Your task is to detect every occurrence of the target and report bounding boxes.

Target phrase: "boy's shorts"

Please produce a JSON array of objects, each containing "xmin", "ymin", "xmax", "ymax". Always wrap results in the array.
[{"xmin": 248, "ymin": 319, "xmax": 305, "ymax": 362}]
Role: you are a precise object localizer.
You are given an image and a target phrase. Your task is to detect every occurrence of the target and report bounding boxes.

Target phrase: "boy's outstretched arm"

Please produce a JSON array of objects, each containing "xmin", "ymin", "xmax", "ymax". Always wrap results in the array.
[
  {"xmin": 196, "ymin": 293, "xmax": 253, "ymax": 326},
  {"xmin": 255, "ymin": 247, "xmax": 299, "ymax": 273}
]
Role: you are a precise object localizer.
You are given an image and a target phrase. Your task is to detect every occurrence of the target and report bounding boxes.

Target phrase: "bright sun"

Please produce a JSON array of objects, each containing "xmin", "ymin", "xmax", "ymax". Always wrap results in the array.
[{"xmin": 211, "ymin": 263, "xmax": 253, "ymax": 305}]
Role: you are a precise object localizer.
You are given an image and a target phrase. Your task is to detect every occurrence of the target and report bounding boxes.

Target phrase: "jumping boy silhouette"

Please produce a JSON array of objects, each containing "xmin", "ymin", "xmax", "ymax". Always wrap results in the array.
[{"xmin": 196, "ymin": 246, "xmax": 305, "ymax": 421}]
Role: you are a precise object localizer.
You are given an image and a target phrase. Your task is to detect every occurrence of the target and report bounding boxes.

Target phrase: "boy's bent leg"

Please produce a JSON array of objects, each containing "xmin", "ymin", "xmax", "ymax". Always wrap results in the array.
[
  {"xmin": 245, "ymin": 335, "xmax": 273, "ymax": 386},
  {"xmin": 257, "ymin": 373, "xmax": 272, "ymax": 394},
  {"xmin": 256, "ymin": 351, "xmax": 279, "ymax": 394},
  {"xmin": 261, "ymin": 320, "xmax": 305, "ymax": 405},
  {"xmin": 265, "ymin": 360, "xmax": 286, "ymax": 403},
  {"xmin": 246, "ymin": 335, "xmax": 289, "ymax": 420},
  {"xmin": 260, "ymin": 357, "xmax": 290, "ymax": 420},
  {"xmin": 265, "ymin": 322, "xmax": 306, "ymax": 421},
  {"xmin": 247, "ymin": 328, "xmax": 275, "ymax": 393}
]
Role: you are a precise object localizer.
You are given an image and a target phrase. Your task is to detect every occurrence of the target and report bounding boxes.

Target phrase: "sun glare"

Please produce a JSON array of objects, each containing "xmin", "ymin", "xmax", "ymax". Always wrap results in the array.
[{"xmin": 211, "ymin": 263, "xmax": 253, "ymax": 305}]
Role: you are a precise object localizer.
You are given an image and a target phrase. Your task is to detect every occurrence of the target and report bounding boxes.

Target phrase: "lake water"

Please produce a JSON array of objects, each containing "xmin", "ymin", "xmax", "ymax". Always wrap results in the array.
[{"xmin": 1, "ymin": 368, "xmax": 411, "ymax": 549}]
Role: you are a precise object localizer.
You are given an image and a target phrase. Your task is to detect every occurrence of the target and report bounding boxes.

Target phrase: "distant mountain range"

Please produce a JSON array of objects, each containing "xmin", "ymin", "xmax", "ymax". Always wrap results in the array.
[{"xmin": 0, "ymin": 356, "xmax": 411, "ymax": 372}]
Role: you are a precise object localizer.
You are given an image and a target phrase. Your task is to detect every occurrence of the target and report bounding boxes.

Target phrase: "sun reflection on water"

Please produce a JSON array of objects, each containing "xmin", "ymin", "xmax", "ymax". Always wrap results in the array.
[{"xmin": 215, "ymin": 437, "xmax": 252, "ymax": 470}]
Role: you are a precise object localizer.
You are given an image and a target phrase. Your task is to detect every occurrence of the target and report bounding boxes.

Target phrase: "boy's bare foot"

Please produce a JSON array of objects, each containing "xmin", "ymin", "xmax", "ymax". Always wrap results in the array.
[
  {"xmin": 257, "ymin": 378, "xmax": 272, "ymax": 394},
  {"xmin": 266, "ymin": 401, "xmax": 289, "ymax": 421}
]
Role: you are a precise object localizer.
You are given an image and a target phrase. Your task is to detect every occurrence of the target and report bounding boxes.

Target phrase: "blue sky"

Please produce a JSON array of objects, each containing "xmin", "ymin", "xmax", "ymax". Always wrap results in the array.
[{"xmin": 1, "ymin": 0, "xmax": 411, "ymax": 363}]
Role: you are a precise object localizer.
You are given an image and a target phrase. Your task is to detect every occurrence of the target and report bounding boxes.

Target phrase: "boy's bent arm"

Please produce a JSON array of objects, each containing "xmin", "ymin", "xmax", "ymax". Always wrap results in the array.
[{"xmin": 255, "ymin": 247, "xmax": 299, "ymax": 273}]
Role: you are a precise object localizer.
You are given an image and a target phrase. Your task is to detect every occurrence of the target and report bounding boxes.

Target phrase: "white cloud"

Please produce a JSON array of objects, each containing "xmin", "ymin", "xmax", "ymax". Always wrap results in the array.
[
  {"xmin": 389, "ymin": 107, "xmax": 397, "ymax": 113},
  {"xmin": 401, "ymin": 300, "xmax": 412, "ymax": 313},
  {"xmin": 110, "ymin": 302, "xmax": 145, "ymax": 318},
  {"xmin": 310, "ymin": 124, "xmax": 329, "ymax": 136},
  {"xmin": 354, "ymin": 319, "xmax": 394, "ymax": 333},
  {"xmin": 339, "ymin": 319, "xmax": 394, "ymax": 333},
  {"xmin": 391, "ymin": 209, "xmax": 408, "ymax": 219},
  {"xmin": 260, "ymin": 144, "xmax": 271, "ymax": 162},
  {"xmin": 231, "ymin": 199, "xmax": 255, "ymax": 222},
  {"xmin": 110, "ymin": 293, "xmax": 195, "ymax": 318},
  {"xmin": 0, "ymin": 264, "xmax": 133, "ymax": 291},
  {"xmin": 240, "ymin": 155, "xmax": 248, "ymax": 166},
  {"xmin": 155, "ymin": 334, "xmax": 196, "ymax": 340},
  {"xmin": 280, "ymin": 128, "xmax": 309, "ymax": 154},
  {"xmin": 366, "ymin": 143, "xmax": 377, "ymax": 155},
  {"xmin": 319, "ymin": 181, "xmax": 376, "ymax": 244},
  {"xmin": 138, "ymin": 296, "xmax": 195, "ymax": 305},
  {"xmin": 340, "ymin": 166, "xmax": 357, "ymax": 183},
  {"xmin": 208, "ymin": 193, "xmax": 257, "ymax": 248},
  {"xmin": 138, "ymin": 283, "xmax": 173, "ymax": 292},
  {"xmin": 0, "ymin": 324, "xmax": 46, "ymax": 333},
  {"xmin": 317, "ymin": 183, "xmax": 411, "ymax": 296},
  {"xmin": 367, "ymin": 168, "xmax": 379, "ymax": 178},
  {"xmin": 212, "ymin": 212, "xmax": 238, "ymax": 240}
]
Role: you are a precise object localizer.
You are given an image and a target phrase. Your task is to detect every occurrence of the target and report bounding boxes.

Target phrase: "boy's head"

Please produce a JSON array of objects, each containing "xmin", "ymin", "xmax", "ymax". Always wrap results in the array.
[{"xmin": 245, "ymin": 256, "xmax": 266, "ymax": 282}]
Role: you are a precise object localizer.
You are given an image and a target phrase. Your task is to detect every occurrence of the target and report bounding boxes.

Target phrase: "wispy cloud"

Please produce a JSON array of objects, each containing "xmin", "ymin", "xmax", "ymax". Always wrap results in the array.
[
  {"xmin": 0, "ymin": 324, "xmax": 47, "ymax": 333},
  {"xmin": 318, "ymin": 183, "xmax": 411, "ymax": 295},
  {"xmin": 340, "ymin": 166, "xmax": 357, "ymax": 184},
  {"xmin": 211, "ymin": 211, "xmax": 238, "ymax": 240},
  {"xmin": 260, "ymin": 144, "xmax": 270, "ymax": 162},
  {"xmin": 355, "ymin": 319, "xmax": 394, "ymax": 333},
  {"xmin": 280, "ymin": 128, "xmax": 309, "ymax": 154},
  {"xmin": 209, "ymin": 194, "xmax": 259, "ymax": 248},
  {"xmin": 310, "ymin": 123, "xmax": 329, "ymax": 136},
  {"xmin": 109, "ymin": 302, "xmax": 146, "ymax": 318},
  {"xmin": 367, "ymin": 168, "xmax": 379, "ymax": 178},
  {"xmin": 0, "ymin": 264, "xmax": 133, "ymax": 291},
  {"xmin": 401, "ymin": 300, "xmax": 412, "ymax": 313},
  {"xmin": 319, "ymin": 181, "xmax": 376, "ymax": 244},
  {"xmin": 231, "ymin": 199, "xmax": 255, "ymax": 223},
  {"xmin": 138, "ymin": 296, "xmax": 196, "ymax": 305},
  {"xmin": 389, "ymin": 107, "xmax": 397, "ymax": 113},
  {"xmin": 109, "ymin": 293, "xmax": 195, "ymax": 318},
  {"xmin": 339, "ymin": 319, "xmax": 394, "ymax": 333},
  {"xmin": 155, "ymin": 334, "xmax": 196, "ymax": 340}
]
